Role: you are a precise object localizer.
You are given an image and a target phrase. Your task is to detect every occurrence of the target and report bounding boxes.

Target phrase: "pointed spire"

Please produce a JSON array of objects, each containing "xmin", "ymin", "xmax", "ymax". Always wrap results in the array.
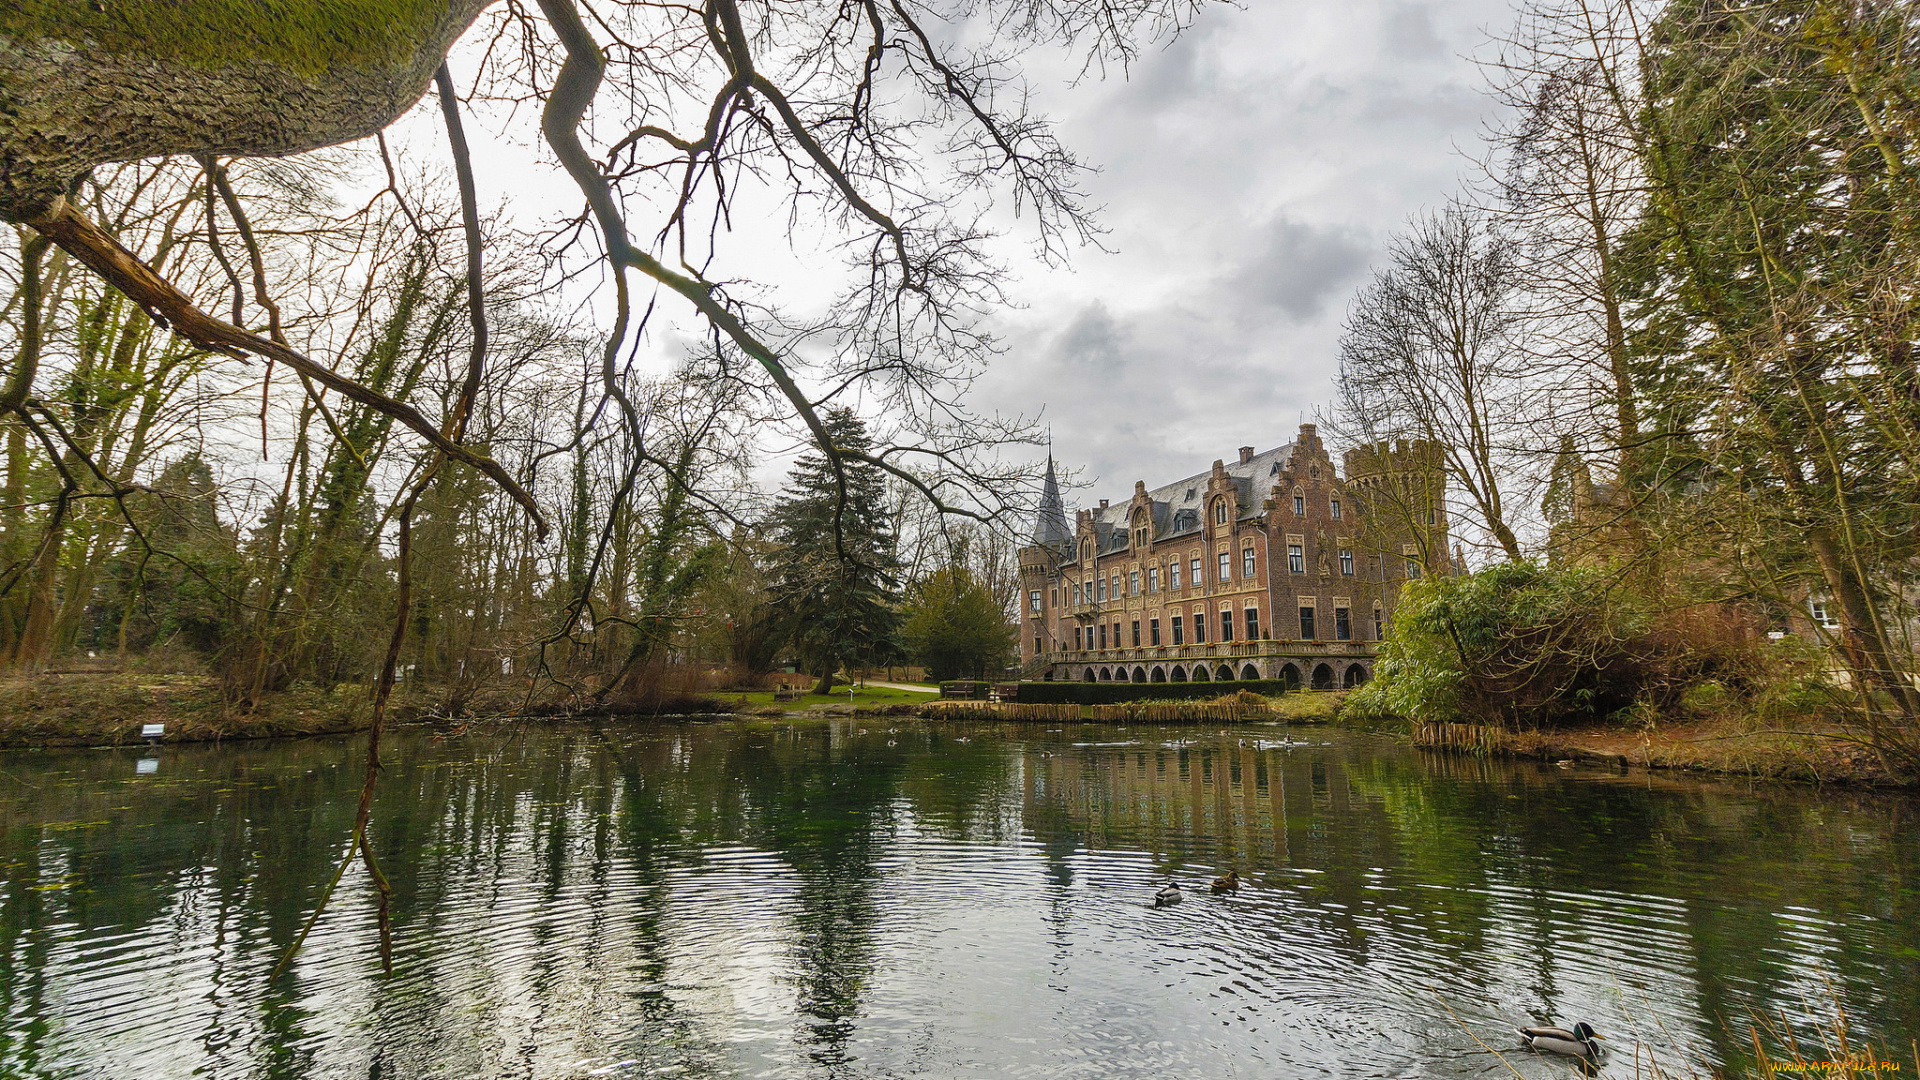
[{"xmin": 1033, "ymin": 452, "xmax": 1071, "ymax": 554}]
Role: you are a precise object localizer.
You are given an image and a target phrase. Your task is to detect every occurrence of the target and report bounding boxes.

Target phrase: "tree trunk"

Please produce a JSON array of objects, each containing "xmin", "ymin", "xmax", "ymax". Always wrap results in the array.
[{"xmin": 0, "ymin": 1, "xmax": 496, "ymax": 221}]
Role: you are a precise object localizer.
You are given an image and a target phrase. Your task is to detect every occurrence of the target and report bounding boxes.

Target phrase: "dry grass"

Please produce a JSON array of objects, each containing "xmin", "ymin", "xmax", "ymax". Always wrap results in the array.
[{"xmin": 0, "ymin": 670, "xmax": 372, "ymax": 747}]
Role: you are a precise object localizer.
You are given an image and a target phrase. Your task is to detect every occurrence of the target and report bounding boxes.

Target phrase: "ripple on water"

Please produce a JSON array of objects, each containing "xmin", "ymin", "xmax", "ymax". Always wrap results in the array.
[{"xmin": 0, "ymin": 723, "xmax": 1913, "ymax": 1079}]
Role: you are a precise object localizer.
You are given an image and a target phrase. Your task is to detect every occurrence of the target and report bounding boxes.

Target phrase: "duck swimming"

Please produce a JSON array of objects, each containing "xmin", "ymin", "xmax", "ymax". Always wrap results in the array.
[
  {"xmin": 1519, "ymin": 1022, "xmax": 1604, "ymax": 1060},
  {"xmin": 1210, "ymin": 870, "xmax": 1239, "ymax": 894},
  {"xmin": 1153, "ymin": 882, "xmax": 1183, "ymax": 907}
]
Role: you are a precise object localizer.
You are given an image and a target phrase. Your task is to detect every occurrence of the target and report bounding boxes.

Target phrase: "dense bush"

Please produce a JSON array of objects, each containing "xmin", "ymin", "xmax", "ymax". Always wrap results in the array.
[{"xmin": 1345, "ymin": 562, "xmax": 1763, "ymax": 729}]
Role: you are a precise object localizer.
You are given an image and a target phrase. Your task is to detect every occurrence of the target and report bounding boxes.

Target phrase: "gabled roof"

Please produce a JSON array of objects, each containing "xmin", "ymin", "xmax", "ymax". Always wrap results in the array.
[{"xmin": 1084, "ymin": 443, "xmax": 1299, "ymax": 541}]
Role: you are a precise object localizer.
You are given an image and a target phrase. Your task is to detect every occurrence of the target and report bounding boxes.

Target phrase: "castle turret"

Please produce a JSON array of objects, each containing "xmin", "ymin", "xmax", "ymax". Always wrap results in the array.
[{"xmin": 1032, "ymin": 454, "xmax": 1071, "ymax": 557}]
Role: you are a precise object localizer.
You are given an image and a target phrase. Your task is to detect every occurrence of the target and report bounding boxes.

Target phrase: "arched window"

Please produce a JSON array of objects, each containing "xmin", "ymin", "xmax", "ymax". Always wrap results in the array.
[{"xmin": 1213, "ymin": 499, "xmax": 1229, "ymax": 525}]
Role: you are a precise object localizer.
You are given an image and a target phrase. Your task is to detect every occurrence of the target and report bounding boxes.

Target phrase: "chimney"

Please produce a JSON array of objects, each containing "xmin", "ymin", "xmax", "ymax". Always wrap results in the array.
[
  {"xmin": 1098, "ymin": 498, "xmax": 1109, "ymax": 509},
  {"xmin": 1238, "ymin": 446, "xmax": 1255, "ymax": 464}
]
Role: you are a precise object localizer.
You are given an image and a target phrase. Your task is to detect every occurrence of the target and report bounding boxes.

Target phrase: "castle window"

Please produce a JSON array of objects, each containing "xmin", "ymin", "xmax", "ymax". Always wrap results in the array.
[
  {"xmin": 1099, "ymin": 624, "xmax": 1108, "ymax": 649},
  {"xmin": 1213, "ymin": 500, "xmax": 1229, "ymax": 525},
  {"xmin": 1036, "ymin": 636, "xmax": 1043, "ymax": 656},
  {"xmin": 1405, "ymin": 558, "xmax": 1422, "ymax": 580},
  {"xmin": 1131, "ymin": 620, "xmax": 1141, "ymax": 647},
  {"xmin": 1242, "ymin": 547, "xmax": 1256, "ymax": 578},
  {"xmin": 1111, "ymin": 574, "xmax": 1121, "ymax": 597},
  {"xmin": 1335, "ymin": 607, "xmax": 1351, "ymax": 641},
  {"xmin": 1270, "ymin": 462, "xmax": 1281, "ymax": 475},
  {"xmin": 1288, "ymin": 544, "xmax": 1304, "ymax": 574},
  {"xmin": 1096, "ymin": 578, "xmax": 1106, "ymax": 602},
  {"xmin": 1426, "ymin": 505, "xmax": 1435, "ymax": 525},
  {"xmin": 1150, "ymin": 618, "xmax": 1161, "ymax": 645},
  {"xmin": 1075, "ymin": 626, "xmax": 1083, "ymax": 649},
  {"xmin": 1169, "ymin": 562, "xmax": 1181, "ymax": 590},
  {"xmin": 1190, "ymin": 557, "xmax": 1202, "ymax": 586},
  {"xmin": 1244, "ymin": 606, "xmax": 1260, "ymax": 639},
  {"xmin": 1147, "ymin": 567, "xmax": 1159, "ymax": 592},
  {"xmin": 1373, "ymin": 606, "xmax": 1384, "ymax": 640},
  {"xmin": 1299, "ymin": 606, "xmax": 1317, "ymax": 640},
  {"xmin": 1030, "ymin": 590, "xmax": 1042, "ymax": 614},
  {"xmin": 1185, "ymin": 488, "xmax": 1196, "ymax": 501},
  {"xmin": 1810, "ymin": 601, "xmax": 1839, "ymax": 629},
  {"xmin": 1171, "ymin": 616, "xmax": 1184, "ymax": 645},
  {"xmin": 1129, "ymin": 570, "xmax": 1140, "ymax": 595},
  {"xmin": 1220, "ymin": 608, "xmax": 1234, "ymax": 641},
  {"xmin": 1193, "ymin": 609, "xmax": 1206, "ymax": 643},
  {"xmin": 1339, "ymin": 548, "xmax": 1354, "ymax": 576},
  {"xmin": 1331, "ymin": 498, "xmax": 1342, "ymax": 519},
  {"xmin": 1293, "ymin": 494, "xmax": 1305, "ymax": 516}
]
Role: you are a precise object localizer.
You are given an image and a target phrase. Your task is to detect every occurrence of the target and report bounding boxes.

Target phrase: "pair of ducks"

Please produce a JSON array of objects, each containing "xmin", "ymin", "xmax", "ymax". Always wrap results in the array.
[{"xmin": 1152, "ymin": 870, "xmax": 1239, "ymax": 907}]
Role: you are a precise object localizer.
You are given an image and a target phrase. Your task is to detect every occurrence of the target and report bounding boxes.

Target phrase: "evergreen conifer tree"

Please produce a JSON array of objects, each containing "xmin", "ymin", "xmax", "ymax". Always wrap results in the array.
[{"xmin": 764, "ymin": 410, "xmax": 903, "ymax": 694}]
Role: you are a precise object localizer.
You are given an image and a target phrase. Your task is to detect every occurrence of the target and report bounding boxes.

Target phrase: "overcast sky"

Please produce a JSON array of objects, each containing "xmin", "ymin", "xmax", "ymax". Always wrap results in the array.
[
  {"xmin": 969, "ymin": 0, "xmax": 1520, "ymax": 506},
  {"xmin": 426, "ymin": 0, "xmax": 1523, "ymax": 516}
]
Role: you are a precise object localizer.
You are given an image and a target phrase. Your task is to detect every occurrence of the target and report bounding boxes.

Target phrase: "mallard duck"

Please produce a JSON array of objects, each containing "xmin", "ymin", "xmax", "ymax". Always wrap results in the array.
[
  {"xmin": 1210, "ymin": 870, "xmax": 1240, "ymax": 894},
  {"xmin": 1519, "ymin": 1022, "xmax": 1604, "ymax": 1060},
  {"xmin": 1153, "ymin": 882, "xmax": 1183, "ymax": 907}
]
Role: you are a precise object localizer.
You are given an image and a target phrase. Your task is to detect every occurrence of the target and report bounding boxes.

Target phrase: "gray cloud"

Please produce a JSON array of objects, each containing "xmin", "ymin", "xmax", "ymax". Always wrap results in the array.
[{"xmin": 1229, "ymin": 216, "xmax": 1372, "ymax": 321}]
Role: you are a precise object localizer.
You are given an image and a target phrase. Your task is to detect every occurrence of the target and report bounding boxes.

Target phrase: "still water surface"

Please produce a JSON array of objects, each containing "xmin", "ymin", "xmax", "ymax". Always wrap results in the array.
[{"xmin": 1, "ymin": 719, "xmax": 1916, "ymax": 1079}]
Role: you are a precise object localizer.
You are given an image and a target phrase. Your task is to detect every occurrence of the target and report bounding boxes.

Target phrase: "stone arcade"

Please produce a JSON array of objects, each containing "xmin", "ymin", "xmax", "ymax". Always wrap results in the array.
[{"xmin": 1018, "ymin": 424, "xmax": 1451, "ymax": 688}]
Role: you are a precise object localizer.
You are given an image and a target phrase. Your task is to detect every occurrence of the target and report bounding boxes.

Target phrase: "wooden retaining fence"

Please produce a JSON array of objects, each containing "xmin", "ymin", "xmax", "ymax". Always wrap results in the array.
[
  {"xmin": 922, "ymin": 702, "xmax": 1082, "ymax": 722},
  {"xmin": 1090, "ymin": 702, "xmax": 1277, "ymax": 724},
  {"xmin": 1414, "ymin": 722, "xmax": 1499, "ymax": 752},
  {"xmin": 920, "ymin": 701, "xmax": 1278, "ymax": 723}
]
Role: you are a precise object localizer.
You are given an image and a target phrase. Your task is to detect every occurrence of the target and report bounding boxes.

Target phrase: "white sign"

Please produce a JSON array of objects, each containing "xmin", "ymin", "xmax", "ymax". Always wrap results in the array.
[
  {"xmin": 140, "ymin": 723, "xmax": 165, "ymax": 739},
  {"xmin": 136, "ymin": 758, "xmax": 159, "ymax": 775}
]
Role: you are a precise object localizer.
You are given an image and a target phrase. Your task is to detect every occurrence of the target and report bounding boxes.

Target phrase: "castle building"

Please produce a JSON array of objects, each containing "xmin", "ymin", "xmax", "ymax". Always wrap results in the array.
[{"xmin": 1018, "ymin": 424, "xmax": 1450, "ymax": 688}]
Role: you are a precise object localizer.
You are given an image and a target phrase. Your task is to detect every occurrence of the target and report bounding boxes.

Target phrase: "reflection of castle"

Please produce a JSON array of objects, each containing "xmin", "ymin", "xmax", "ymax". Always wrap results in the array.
[{"xmin": 1019, "ymin": 424, "xmax": 1449, "ymax": 688}]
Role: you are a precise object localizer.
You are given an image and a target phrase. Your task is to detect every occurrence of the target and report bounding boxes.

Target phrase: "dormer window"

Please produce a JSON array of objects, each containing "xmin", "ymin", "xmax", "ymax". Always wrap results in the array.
[{"xmin": 1185, "ymin": 488, "xmax": 1196, "ymax": 501}]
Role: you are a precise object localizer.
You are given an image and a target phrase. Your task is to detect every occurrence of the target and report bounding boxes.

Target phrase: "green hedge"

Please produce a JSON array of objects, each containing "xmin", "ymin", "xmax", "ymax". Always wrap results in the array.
[{"xmin": 1012, "ymin": 679, "xmax": 1298, "ymax": 704}]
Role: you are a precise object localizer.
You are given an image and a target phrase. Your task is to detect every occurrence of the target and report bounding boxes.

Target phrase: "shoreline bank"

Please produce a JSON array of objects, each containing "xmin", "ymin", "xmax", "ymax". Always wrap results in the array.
[{"xmin": 4, "ymin": 672, "xmax": 1908, "ymax": 789}]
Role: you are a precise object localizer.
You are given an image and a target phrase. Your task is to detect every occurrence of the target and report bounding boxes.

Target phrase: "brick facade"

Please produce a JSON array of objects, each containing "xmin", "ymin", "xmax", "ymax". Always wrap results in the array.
[{"xmin": 1017, "ymin": 424, "xmax": 1450, "ymax": 688}]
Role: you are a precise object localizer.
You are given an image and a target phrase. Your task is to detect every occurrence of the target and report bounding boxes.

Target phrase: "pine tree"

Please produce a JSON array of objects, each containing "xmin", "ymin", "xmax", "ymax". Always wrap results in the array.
[{"xmin": 764, "ymin": 410, "xmax": 903, "ymax": 694}]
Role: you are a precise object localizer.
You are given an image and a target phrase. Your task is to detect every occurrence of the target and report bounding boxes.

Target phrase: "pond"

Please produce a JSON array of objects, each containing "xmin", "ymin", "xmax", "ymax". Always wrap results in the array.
[{"xmin": 1, "ymin": 719, "xmax": 1915, "ymax": 1079}]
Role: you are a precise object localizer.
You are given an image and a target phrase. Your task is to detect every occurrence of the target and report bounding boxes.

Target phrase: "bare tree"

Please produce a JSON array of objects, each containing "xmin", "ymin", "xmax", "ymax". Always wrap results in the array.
[{"xmin": 1335, "ymin": 204, "xmax": 1535, "ymax": 563}]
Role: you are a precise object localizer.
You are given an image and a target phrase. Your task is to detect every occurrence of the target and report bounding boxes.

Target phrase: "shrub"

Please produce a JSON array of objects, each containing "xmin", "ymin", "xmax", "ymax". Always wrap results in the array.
[{"xmin": 1355, "ymin": 561, "xmax": 1761, "ymax": 730}]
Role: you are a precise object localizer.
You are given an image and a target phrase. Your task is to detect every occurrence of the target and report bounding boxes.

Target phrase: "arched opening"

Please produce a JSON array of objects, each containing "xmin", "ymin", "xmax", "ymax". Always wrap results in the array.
[
  {"xmin": 1311, "ymin": 663, "xmax": 1335, "ymax": 690},
  {"xmin": 1099, "ymin": 667, "xmax": 1113, "ymax": 682},
  {"xmin": 1278, "ymin": 663, "xmax": 1301, "ymax": 691},
  {"xmin": 1240, "ymin": 664, "xmax": 1260, "ymax": 681},
  {"xmin": 1129, "ymin": 666, "xmax": 1146, "ymax": 683},
  {"xmin": 1192, "ymin": 665, "xmax": 1211, "ymax": 682},
  {"xmin": 1215, "ymin": 664, "xmax": 1234, "ymax": 682},
  {"xmin": 1150, "ymin": 666, "xmax": 1167, "ymax": 683},
  {"xmin": 1344, "ymin": 663, "xmax": 1369, "ymax": 688},
  {"xmin": 1043, "ymin": 670, "xmax": 1054, "ymax": 681},
  {"xmin": 1170, "ymin": 665, "xmax": 1187, "ymax": 682},
  {"xmin": 1084, "ymin": 668, "xmax": 1097, "ymax": 683}
]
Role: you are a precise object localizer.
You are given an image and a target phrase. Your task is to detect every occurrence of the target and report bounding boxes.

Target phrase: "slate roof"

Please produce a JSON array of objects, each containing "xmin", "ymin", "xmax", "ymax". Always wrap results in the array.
[{"xmin": 1079, "ymin": 442, "xmax": 1299, "ymax": 551}]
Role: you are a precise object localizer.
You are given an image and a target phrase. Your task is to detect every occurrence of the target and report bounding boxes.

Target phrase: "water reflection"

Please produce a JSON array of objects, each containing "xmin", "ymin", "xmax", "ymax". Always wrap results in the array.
[{"xmin": 0, "ymin": 721, "xmax": 1914, "ymax": 1078}]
